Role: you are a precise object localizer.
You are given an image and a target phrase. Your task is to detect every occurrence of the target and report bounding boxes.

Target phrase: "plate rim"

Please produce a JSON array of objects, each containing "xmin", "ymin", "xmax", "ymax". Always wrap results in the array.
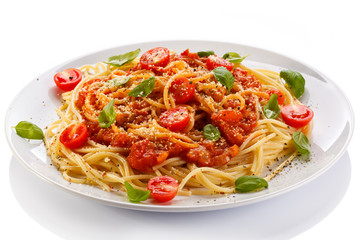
[{"xmin": 5, "ymin": 40, "xmax": 355, "ymax": 212}]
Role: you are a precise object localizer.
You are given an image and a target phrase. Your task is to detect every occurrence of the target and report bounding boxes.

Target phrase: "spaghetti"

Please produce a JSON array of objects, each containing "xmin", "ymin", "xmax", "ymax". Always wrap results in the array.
[{"xmin": 45, "ymin": 47, "xmax": 313, "ymax": 197}]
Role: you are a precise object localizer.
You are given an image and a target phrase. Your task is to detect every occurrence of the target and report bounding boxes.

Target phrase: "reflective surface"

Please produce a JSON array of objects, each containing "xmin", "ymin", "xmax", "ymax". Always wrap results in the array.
[{"xmin": 9, "ymin": 152, "xmax": 351, "ymax": 239}]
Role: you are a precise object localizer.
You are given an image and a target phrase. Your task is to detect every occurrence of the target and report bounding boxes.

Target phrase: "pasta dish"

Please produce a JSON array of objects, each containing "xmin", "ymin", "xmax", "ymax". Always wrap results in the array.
[{"xmin": 44, "ymin": 47, "xmax": 313, "ymax": 201}]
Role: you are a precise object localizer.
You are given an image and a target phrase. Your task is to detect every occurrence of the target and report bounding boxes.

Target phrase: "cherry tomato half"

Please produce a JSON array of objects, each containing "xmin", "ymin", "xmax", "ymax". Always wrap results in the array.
[
  {"xmin": 59, "ymin": 123, "xmax": 88, "ymax": 149},
  {"xmin": 266, "ymin": 88, "xmax": 285, "ymax": 105},
  {"xmin": 159, "ymin": 107, "xmax": 190, "ymax": 132},
  {"xmin": 147, "ymin": 176, "xmax": 179, "ymax": 202},
  {"xmin": 206, "ymin": 55, "xmax": 234, "ymax": 71},
  {"xmin": 169, "ymin": 77, "xmax": 195, "ymax": 104},
  {"xmin": 54, "ymin": 68, "xmax": 82, "ymax": 91},
  {"xmin": 281, "ymin": 105, "xmax": 314, "ymax": 128},
  {"xmin": 140, "ymin": 47, "xmax": 170, "ymax": 70}
]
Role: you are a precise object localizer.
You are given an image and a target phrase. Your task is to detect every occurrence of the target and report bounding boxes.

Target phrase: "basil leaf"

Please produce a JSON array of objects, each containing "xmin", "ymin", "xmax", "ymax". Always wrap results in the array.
[
  {"xmin": 263, "ymin": 94, "xmax": 280, "ymax": 119},
  {"xmin": 197, "ymin": 50, "xmax": 214, "ymax": 57},
  {"xmin": 104, "ymin": 49, "xmax": 141, "ymax": 67},
  {"xmin": 124, "ymin": 181, "xmax": 150, "ymax": 203},
  {"xmin": 203, "ymin": 124, "xmax": 221, "ymax": 141},
  {"xmin": 222, "ymin": 52, "xmax": 247, "ymax": 63},
  {"xmin": 98, "ymin": 99, "xmax": 116, "ymax": 128},
  {"xmin": 128, "ymin": 76, "xmax": 156, "ymax": 97},
  {"xmin": 235, "ymin": 176, "xmax": 268, "ymax": 193},
  {"xmin": 14, "ymin": 121, "xmax": 44, "ymax": 140},
  {"xmin": 108, "ymin": 75, "xmax": 131, "ymax": 86},
  {"xmin": 280, "ymin": 69, "xmax": 305, "ymax": 99},
  {"xmin": 212, "ymin": 67, "xmax": 234, "ymax": 93},
  {"xmin": 292, "ymin": 131, "xmax": 311, "ymax": 155}
]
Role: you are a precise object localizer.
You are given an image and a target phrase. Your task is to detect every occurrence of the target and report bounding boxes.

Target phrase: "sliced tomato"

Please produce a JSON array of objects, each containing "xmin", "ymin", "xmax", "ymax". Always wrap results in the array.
[
  {"xmin": 266, "ymin": 88, "xmax": 285, "ymax": 105},
  {"xmin": 59, "ymin": 123, "xmax": 88, "ymax": 149},
  {"xmin": 169, "ymin": 77, "xmax": 195, "ymax": 104},
  {"xmin": 127, "ymin": 139, "xmax": 168, "ymax": 173},
  {"xmin": 206, "ymin": 55, "xmax": 234, "ymax": 71},
  {"xmin": 281, "ymin": 105, "xmax": 314, "ymax": 128},
  {"xmin": 159, "ymin": 107, "xmax": 190, "ymax": 132},
  {"xmin": 147, "ymin": 176, "xmax": 178, "ymax": 202},
  {"xmin": 54, "ymin": 68, "xmax": 82, "ymax": 91},
  {"xmin": 139, "ymin": 47, "xmax": 170, "ymax": 70}
]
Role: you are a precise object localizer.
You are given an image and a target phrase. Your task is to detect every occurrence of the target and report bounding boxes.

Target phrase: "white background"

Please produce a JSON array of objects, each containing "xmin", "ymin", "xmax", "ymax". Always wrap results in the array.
[{"xmin": 1, "ymin": 0, "xmax": 359, "ymax": 239}]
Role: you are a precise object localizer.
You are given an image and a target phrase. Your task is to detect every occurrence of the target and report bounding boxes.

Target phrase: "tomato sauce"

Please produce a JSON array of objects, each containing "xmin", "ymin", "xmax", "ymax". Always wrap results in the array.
[
  {"xmin": 233, "ymin": 67, "xmax": 262, "ymax": 90},
  {"xmin": 186, "ymin": 139, "xmax": 239, "ymax": 167},
  {"xmin": 76, "ymin": 48, "xmax": 262, "ymax": 172}
]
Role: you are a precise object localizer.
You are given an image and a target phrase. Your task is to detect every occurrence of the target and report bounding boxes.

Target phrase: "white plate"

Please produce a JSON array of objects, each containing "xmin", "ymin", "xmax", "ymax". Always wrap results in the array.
[{"xmin": 5, "ymin": 40, "xmax": 354, "ymax": 212}]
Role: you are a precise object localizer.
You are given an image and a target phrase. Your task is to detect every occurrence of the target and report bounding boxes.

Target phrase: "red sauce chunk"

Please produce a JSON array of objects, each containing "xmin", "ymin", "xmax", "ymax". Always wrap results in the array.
[
  {"xmin": 127, "ymin": 139, "xmax": 169, "ymax": 172},
  {"xmin": 212, "ymin": 107, "xmax": 257, "ymax": 146},
  {"xmin": 186, "ymin": 139, "xmax": 239, "ymax": 167},
  {"xmin": 233, "ymin": 67, "xmax": 262, "ymax": 90}
]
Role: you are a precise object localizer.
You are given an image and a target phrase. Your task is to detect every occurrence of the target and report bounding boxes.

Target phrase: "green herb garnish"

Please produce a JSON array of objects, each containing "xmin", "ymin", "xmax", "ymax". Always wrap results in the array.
[
  {"xmin": 197, "ymin": 50, "xmax": 215, "ymax": 57},
  {"xmin": 104, "ymin": 49, "xmax": 141, "ymax": 67},
  {"xmin": 124, "ymin": 181, "xmax": 150, "ymax": 203},
  {"xmin": 292, "ymin": 131, "xmax": 311, "ymax": 155},
  {"xmin": 98, "ymin": 99, "xmax": 116, "ymax": 128},
  {"xmin": 222, "ymin": 52, "xmax": 247, "ymax": 63},
  {"xmin": 108, "ymin": 75, "xmax": 131, "ymax": 87},
  {"xmin": 203, "ymin": 124, "xmax": 221, "ymax": 141},
  {"xmin": 212, "ymin": 67, "xmax": 234, "ymax": 93},
  {"xmin": 14, "ymin": 121, "xmax": 44, "ymax": 140},
  {"xmin": 263, "ymin": 94, "xmax": 281, "ymax": 119},
  {"xmin": 128, "ymin": 76, "xmax": 156, "ymax": 97},
  {"xmin": 235, "ymin": 176, "xmax": 268, "ymax": 193},
  {"xmin": 280, "ymin": 69, "xmax": 305, "ymax": 99}
]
